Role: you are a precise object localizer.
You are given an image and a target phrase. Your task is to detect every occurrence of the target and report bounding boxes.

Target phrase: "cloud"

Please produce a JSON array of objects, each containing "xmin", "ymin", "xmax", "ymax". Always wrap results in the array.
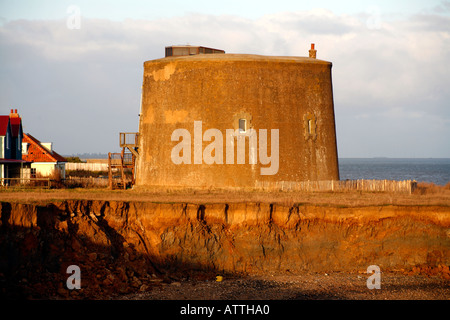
[
  {"xmin": 432, "ymin": 0, "xmax": 450, "ymax": 14},
  {"xmin": 0, "ymin": 9, "xmax": 449, "ymax": 156}
]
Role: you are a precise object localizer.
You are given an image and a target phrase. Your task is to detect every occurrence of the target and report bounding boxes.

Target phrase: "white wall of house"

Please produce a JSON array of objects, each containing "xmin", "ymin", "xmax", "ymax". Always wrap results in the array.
[
  {"xmin": 31, "ymin": 162, "xmax": 66, "ymax": 179},
  {"xmin": 21, "ymin": 167, "xmax": 31, "ymax": 179},
  {"xmin": 1, "ymin": 136, "xmax": 4, "ymax": 158},
  {"xmin": 1, "ymin": 134, "xmax": 13, "ymax": 159},
  {"xmin": 1, "ymin": 137, "xmax": 6, "ymax": 181}
]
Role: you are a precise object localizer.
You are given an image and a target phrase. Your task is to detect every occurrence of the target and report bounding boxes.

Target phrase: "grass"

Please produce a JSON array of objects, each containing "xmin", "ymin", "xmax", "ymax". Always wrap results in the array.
[
  {"xmin": 0, "ymin": 182, "xmax": 449, "ymax": 207},
  {"xmin": 413, "ymin": 182, "xmax": 450, "ymax": 195}
]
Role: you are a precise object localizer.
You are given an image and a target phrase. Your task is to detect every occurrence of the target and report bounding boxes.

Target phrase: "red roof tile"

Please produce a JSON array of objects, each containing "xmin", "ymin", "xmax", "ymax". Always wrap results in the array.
[
  {"xmin": 22, "ymin": 133, "xmax": 67, "ymax": 163},
  {"xmin": 0, "ymin": 116, "xmax": 10, "ymax": 136}
]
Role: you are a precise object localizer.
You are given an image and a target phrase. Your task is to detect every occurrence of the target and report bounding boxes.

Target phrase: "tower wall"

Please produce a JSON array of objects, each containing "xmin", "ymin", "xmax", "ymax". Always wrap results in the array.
[{"xmin": 135, "ymin": 54, "xmax": 339, "ymax": 189}]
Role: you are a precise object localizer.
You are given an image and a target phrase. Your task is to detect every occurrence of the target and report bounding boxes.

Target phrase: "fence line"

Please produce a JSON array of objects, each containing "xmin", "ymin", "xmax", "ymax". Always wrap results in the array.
[
  {"xmin": 1, "ymin": 176, "xmax": 416, "ymax": 193},
  {"xmin": 0, "ymin": 178, "xmax": 52, "ymax": 188},
  {"xmin": 0, "ymin": 177, "xmax": 111, "ymax": 188},
  {"xmin": 255, "ymin": 179, "xmax": 416, "ymax": 194},
  {"xmin": 66, "ymin": 162, "xmax": 109, "ymax": 171}
]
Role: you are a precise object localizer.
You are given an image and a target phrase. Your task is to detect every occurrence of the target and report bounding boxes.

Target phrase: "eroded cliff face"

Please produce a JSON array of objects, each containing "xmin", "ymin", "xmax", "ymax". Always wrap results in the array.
[{"xmin": 0, "ymin": 200, "xmax": 449, "ymax": 298}]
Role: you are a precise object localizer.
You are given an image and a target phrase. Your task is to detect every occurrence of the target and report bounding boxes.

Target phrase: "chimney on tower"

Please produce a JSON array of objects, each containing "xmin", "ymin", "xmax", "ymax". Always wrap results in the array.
[{"xmin": 309, "ymin": 43, "xmax": 317, "ymax": 59}]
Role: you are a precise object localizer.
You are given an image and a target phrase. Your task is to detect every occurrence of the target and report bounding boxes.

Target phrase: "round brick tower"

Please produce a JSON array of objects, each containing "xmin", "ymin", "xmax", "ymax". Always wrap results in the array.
[{"xmin": 135, "ymin": 45, "xmax": 339, "ymax": 190}]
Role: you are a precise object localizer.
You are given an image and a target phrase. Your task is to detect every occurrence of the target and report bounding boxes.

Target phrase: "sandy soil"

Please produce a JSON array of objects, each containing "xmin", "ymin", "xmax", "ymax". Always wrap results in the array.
[{"xmin": 120, "ymin": 271, "xmax": 449, "ymax": 300}]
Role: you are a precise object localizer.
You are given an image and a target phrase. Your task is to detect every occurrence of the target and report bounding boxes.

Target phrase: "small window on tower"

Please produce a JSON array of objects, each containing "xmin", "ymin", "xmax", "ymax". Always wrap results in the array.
[
  {"xmin": 304, "ymin": 112, "xmax": 317, "ymax": 141},
  {"xmin": 239, "ymin": 119, "xmax": 247, "ymax": 133}
]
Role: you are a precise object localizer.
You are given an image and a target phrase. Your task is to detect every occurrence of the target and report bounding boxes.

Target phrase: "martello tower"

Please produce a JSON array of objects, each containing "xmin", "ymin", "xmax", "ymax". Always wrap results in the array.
[{"xmin": 134, "ymin": 44, "xmax": 339, "ymax": 189}]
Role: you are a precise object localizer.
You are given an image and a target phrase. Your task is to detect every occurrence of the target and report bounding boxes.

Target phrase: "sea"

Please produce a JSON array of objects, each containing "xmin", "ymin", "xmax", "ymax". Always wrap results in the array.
[{"xmin": 338, "ymin": 158, "xmax": 450, "ymax": 186}]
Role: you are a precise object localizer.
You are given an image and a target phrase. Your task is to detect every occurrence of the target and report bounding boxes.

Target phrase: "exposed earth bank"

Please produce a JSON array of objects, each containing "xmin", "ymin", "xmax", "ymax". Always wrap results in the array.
[{"xmin": 0, "ymin": 198, "xmax": 449, "ymax": 299}]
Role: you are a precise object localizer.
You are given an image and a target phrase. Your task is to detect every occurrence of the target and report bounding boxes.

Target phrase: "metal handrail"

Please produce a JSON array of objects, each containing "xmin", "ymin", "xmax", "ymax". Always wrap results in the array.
[{"xmin": 119, "ymin": 132, "xmax": 139, "ymax": 147}]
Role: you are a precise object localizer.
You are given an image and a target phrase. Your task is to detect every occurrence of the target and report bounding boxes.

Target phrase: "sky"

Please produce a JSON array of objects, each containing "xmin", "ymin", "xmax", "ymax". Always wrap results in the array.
[{"xmin": 0, "ymin": 0, "xmax": 449, "ymax": 157}]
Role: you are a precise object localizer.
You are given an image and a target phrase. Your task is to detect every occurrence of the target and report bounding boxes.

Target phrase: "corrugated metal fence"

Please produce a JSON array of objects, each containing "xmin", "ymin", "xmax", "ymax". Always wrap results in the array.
[{"xmin": 255, "ymin": 179, "xmax": 416, "ymax": 194}]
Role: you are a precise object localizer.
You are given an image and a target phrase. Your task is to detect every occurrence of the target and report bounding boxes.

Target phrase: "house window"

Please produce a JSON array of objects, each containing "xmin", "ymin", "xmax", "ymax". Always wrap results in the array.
[
  {"xmin": 31, "ymin": 168, "xmax": 37, "ymax": 178},
  {"xmin": 239, "ymin": 119, "xmax": 247, "ymax": 133},
  {"xmin": 22, "ymin": 143, "xmax": 29, "ymax": 155}
]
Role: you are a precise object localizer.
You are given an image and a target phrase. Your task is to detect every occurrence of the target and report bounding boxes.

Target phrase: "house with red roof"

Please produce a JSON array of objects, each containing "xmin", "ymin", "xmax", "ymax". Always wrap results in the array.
[
  {"xmin": 0, "ymin": 109, "xmax": 29, "ymax": 183},
  {"xmin": 22, "ymin": 133, "xmax": 67, "ymax": 179},
  {"xmin": 22, "ymin": 133, "xmax": 67, "ymax": 178}
]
